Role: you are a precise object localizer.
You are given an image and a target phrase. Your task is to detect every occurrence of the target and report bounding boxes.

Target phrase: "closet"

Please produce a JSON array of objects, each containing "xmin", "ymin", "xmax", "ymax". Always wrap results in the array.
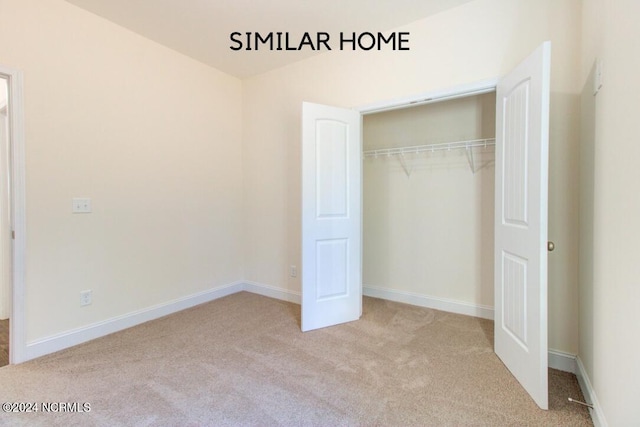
[{"xmin": 362, "ymin": 92, "xmax": 497, "ymax": 314}]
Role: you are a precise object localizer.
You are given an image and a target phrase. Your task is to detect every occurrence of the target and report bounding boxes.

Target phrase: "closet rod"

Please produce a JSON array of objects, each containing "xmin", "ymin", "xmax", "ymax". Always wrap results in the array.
[{"xmin": 363, "ymin": 138, "xmax": 495, "ymax": 158}]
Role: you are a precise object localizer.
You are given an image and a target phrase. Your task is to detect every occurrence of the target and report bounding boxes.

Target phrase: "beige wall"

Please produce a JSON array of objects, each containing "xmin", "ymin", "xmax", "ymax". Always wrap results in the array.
[
  {"xmin": 363, "ymin": 94, "xmax": 495, "ymax": 307},
  {"xmin": 579, "ymin": 0, "xmax": 640, "ymax": 424},
  {"xmin": 243, "ymin": 0, "xmax": 582, "ymax": 354},
  {"xmin": 0, "ymin": 0, "xmax": 244, "ymax": 341}
]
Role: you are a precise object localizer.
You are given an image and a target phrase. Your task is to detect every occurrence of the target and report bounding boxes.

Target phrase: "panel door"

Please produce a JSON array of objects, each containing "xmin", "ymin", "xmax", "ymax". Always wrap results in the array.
[
  {"xmin": 495, "ymin": 42, "xmax": 551, "ymax": 409},
  {"xmin": 301, "ymin": 102, "xmax": 362, "ymax": 332}
]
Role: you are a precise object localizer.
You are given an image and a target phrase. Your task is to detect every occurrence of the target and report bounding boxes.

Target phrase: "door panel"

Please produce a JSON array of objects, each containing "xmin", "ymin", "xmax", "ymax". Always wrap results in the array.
[
  {"xmin": 495, "ymin": 42, "xmax": 551, "ymax": 410},
  {"xmin": 316, "ymin": 238, "xmax": 348, "ymax": 300},
  {"xmin": 301, "ymin": 102, "xmax": 362, "ymax": 332},
  {"xmin": 316, "ymin": 120, "xmax": 349, "ymax": 218}
]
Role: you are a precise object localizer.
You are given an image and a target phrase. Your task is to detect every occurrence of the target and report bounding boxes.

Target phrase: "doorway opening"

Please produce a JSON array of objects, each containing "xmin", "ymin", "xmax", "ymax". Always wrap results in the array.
[
  {"xmin": 0, "ymin": 65, "xmax": 26, "ymax": 366},
  {"xmin": 0, "ymin": 76, "xmax": 10, "ymax": 367},
  {"xmin": 361, "ymin": 92, "xmax": 497, "ymax": 319}
]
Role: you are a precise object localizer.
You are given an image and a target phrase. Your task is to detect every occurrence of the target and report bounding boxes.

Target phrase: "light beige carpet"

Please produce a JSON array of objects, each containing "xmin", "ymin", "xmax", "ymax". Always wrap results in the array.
[
  {"xmin": 0, "ymin": 292, "xmax": 591, "ymax": 426},
  {"xmin": 0, "ymin": 319, "xmax": 7, "ymax": 368}
]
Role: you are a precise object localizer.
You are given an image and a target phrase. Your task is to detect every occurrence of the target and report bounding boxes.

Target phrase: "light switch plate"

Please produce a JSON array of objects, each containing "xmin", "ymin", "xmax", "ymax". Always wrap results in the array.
[{"xmin": 72, "ymin": 198, "xmax": 92, "ymax": 213}]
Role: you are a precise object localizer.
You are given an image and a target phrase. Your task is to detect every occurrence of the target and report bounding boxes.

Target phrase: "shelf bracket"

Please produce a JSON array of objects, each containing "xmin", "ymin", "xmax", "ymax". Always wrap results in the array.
[
  {"xmin": 465, "ymin": 143, "xmax": 495, "ymax": 174},
  {"xmin": 465, "ymin": 145, "xmax": 477, "ymax": 174},
  {"xmin": 398, "ymin": 152, "xmax": 413, "ymax": 177}
]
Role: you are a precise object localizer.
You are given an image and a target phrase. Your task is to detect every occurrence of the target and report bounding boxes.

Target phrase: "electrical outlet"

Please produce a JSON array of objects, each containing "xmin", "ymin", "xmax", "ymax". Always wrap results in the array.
[
  {"xmin": 290, "ymin": 265, "xmax": 297, "ymax": 278},
  {"xmin": 80, "ymin": 290, "xmax": 92, "ymax": 306},
  {"xmin": 72, "ymin": 198, "xmax": 92, "ymax": 213}
]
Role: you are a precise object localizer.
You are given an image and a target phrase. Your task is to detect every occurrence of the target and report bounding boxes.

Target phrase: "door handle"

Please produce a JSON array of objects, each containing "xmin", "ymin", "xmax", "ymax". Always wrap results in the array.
[{"xmin": 547, "ymin": 241, "xmax": 555, "ymax": 252}]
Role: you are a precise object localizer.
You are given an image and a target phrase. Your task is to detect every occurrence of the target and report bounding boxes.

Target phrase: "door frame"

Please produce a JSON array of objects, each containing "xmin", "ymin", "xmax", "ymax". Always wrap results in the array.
[
  {"xmin": 0, "ymin": 92, "xmax": 8, "ymax": 321},
  {"xmin": 355, "ymin": 77, "xmax": 500, "ymax": 317},
  {"xmin": 357, "ymin": 78, "xmax": 499, "ymax": 116},
  {"xmin": 0, "ymin": 65, "xmax": 27, "ymax": 364}
]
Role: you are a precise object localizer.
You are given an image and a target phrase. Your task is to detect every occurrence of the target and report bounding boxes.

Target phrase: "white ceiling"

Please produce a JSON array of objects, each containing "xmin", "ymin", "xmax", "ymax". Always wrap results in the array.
[{"xmin": 64, "ymin": 0, "xmax": 474, "ymax": 78}]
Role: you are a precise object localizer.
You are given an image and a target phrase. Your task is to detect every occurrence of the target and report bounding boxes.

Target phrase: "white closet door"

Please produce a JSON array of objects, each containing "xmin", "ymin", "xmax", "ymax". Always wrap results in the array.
[
  {"xmin": 301, "ymin": 102, "xmax": 362, "ymax": 332},
  {"xmin": 494, "ymin": 42, "xmax": 551, "ymax": 409}
]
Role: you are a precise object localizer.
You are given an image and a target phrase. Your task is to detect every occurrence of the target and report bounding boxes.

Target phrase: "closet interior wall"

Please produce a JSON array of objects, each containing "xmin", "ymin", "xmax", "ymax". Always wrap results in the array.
[{"xmin": 363, "ymin": 93, "xmax": 497, "ymax": 310}]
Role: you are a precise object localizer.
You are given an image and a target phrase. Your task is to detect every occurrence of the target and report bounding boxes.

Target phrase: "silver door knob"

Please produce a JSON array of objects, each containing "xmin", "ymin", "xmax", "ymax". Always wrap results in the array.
[{"xmin": 547, "ymin": 241, "xmax": 555, "ymax": 252}]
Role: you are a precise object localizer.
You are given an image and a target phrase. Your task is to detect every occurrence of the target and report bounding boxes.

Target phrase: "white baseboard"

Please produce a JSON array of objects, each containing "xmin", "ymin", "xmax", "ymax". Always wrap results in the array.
[
  {"xmin": 23, "ymin": 280, "xmax": 301, "ymax": 362},
  {"xmin": 20, "ymin": 276, "xmax": 592, "ymax": 421},
  {"xmin": 243, "ymin": 281, "xmax": 301, "ymax": 304},
  {"xmin": 548, "ymin": 349, "xmax": 577, "ymax": 374},
  {"xmin": 363, "ymin": 284, "xmax": 494, "ymax": 320},
  {"xmin": 576, "ymin": 356, "xmax": 608, "ymax": 427},
  {"xmin": 25, "ymin": 281, "xmax": 244, "ymax": 361}
]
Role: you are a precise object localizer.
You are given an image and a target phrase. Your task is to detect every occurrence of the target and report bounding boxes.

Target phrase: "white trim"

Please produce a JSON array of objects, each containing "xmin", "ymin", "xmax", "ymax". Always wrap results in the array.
[
  {"xmin": 363, "ymin": 284, "xmax": 494, "ymax": 320},
  {"xmin": 243, "ymin": 281, "xmax": 301, "ymax": 304},
  {"xmin": 548, "ymin": 349, "xmax": 576, "ymax": 374},
  {"xmin": 0, "ymin": 104, "xmax": 8, "ymax": 320},
  {"xmin": 576, "ymin": 356, "xmax": 608, "ymax": 427},
  {"xmin": 0, "ymin": 65, "xmax": 27, "ymax": 364},
  {"xmin": 16, "ymin": 275, "xmax": 593, "ymax": 408},
  {"xmin": 25, "ymin": 281, "xmax": 244, "ymax": 361},
  {"xmin": 356, "ymin": 78, "xmax": 499, "ymax": 115},
  {"xmin": 22, "ymin": 281, "xmax": 303, "ymax": 362}
]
